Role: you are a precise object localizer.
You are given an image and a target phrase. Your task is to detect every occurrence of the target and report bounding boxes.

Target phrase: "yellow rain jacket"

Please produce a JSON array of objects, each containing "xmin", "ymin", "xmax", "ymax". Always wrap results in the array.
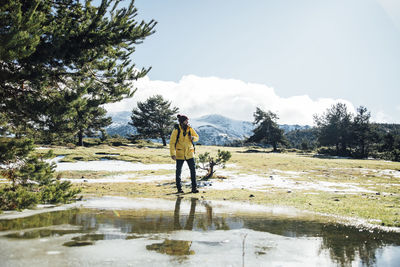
[{"xmin": 169, "ymin": 125, "xmax": 199, "ymax": 160}]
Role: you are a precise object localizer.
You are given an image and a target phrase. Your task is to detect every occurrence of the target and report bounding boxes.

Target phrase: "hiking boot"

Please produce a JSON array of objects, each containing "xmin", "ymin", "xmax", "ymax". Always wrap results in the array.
[
  {"xmin": 191, "ymin": 189, "xmax": 199, "ymax": 193},
  {"xmin": 177, "ymin": 189, "xmax": 184, "ymax": 194}
]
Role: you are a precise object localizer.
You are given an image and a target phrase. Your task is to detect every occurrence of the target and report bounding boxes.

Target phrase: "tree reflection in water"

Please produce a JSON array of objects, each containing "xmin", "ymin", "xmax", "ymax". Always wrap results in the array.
[{"xmin": 147, "ymin": 197, "xmax": 198, "ymax": 257}]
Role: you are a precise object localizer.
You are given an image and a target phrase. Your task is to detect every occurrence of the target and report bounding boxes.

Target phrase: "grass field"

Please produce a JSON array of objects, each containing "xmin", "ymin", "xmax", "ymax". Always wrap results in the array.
[{"xmin": 5, "ymin": 142, "xmax": 400, "ymax": 227}]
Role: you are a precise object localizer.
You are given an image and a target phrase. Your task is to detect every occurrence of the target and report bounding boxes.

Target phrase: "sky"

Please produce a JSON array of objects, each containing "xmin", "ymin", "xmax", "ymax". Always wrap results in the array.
[{"xmin": 104, "ymin": 0, "xmax": 400, "ymax": 125}]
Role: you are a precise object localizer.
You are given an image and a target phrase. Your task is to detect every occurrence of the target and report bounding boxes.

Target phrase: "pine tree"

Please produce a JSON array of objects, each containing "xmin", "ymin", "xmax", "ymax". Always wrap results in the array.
[
  {"xmin": 37, "ymin": 79, "xmax": 112, "ymax": 146},
  {"xmin": 130, "ymin": 95, "xmax": 179, "ymax": 146},
  {"xmin": 0, "ymin": 138, "xmax": 81, "ymax": 210},
  {"xmin": 1, "ymin": 0, "xmax": 156, "ymax": 131},
  {"xmin": 247, "ymin": 108, "xmax": 286, "ymax": 151},
  {"xmin": 352, "ymin": 106, "xmax": 374, "ymax": 158},
  {"xmin": 0, "ymin": 0, "xmax": 156, "ymax": 210},
  {"xmin": 313, "ymin": 103, "xmax": 353, "ymax": 156}
]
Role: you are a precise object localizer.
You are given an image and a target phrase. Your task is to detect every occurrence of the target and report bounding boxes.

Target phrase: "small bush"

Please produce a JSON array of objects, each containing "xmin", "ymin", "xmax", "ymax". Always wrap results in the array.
[
  {"xmin": 197, "ymin": 150, "xmax": 232, "ymax": 179},
  {"xmin": 0, "ymin": 186, "xmax": 38, "ymax": 211},
  {"xmin": 0, "ymin": 138, "xmax": 81, "ymax": 211},
  {"xmin": 39, "ymin": 181, "xmax": 81, "ymax": 204},
  {"xmin": 317, "ymin": 147, "xmax": 337, "ymax": 156}
]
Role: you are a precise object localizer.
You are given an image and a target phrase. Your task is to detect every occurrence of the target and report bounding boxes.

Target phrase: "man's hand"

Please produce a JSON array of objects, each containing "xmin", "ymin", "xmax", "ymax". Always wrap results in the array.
[{"xmin": 171, "ymin": 155, "xmax": 176, "ymax": 161}]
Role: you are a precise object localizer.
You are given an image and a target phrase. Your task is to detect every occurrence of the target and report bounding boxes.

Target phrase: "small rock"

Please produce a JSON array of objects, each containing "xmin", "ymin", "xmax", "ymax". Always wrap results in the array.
[
  {"xmin": 287, "ymin": 190, "xmax": 292, "ymax": 193},
  {"xmin": 334, "ymin": 198, "xmax": 340, "ymax": 201},
  {"xmin": 249, "ymin": 194, "xmax": 255, "ymax": 198},
  {"xmin": 83, "ymin": 179, "xmax": 88, "ymax": 182},
  {"xmin": 376, "ymin": 192, "xmax": 381, "ymax": 195}
]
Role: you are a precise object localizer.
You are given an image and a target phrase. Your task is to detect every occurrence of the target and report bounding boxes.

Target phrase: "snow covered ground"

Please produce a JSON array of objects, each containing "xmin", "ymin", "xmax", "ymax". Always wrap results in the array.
[{"xmin": 51, "ymin": 158, "xmax": 394, "ymax": 194}]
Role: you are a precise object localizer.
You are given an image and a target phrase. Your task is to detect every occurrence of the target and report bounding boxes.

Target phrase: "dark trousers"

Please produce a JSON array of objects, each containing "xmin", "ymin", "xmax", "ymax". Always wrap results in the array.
[{"xmin": 176, "ymin": 158, "xmax": 197, "ymax": 191}]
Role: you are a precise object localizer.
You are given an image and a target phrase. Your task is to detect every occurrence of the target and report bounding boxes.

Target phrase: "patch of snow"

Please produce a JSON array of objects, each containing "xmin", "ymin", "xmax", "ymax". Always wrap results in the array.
[
  {"xmin": 270, "ymin": 169, "xmax": 303, "ymax": 177},
  {"xmin": 358, "ymin": 168, "xmax": 400, "ymax": 178},
  {"xmin": 62, "ymin": 174, "xmax": 175, "ymax": 184},
  {"xmin": 46, "ymin": 251, "xmax": 62, "ymax": 255},
  {"xmin": 132, "ymin": 175, "xmax": 173, "ymax": 183},
  {"xmin": 379, "ymin": 169, "xmax": 400, "ymax": 178},
  {"xmin": 55, "ymin": 160, "xmax": 175, "ymax": 172},
  {"xmin": 61, "ymin": 177, "xmax": 135, "ymax": 183},
  {"xmin": 0, "ymin": 203, "xmax": 79, "ymax": 220},
  {"xmin": 46, "ymin": 155, "xmax": 65, "ymax": 164},
  {"xmin": 208, "ymin": 172, "xmax": 375, "ymax": 193}
]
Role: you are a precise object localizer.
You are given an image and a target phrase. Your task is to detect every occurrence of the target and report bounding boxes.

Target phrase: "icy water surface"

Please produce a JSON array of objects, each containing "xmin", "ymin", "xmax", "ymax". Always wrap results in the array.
[{"xmin": 1, "ymin": 197, "xmax": 400, "ymax": 267}]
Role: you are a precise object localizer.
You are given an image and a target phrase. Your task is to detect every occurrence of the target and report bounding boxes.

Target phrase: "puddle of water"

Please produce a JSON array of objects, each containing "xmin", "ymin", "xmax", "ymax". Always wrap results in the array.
[{"xmin": 0, "ymin": 197, "xmax": 400, "ymax": 266}]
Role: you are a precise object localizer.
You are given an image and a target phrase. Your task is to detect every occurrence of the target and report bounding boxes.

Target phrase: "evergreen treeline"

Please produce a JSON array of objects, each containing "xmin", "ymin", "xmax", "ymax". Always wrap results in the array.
[{"xmin": 283, "ymin": 104, "xmax": 400, "ymax": 161}]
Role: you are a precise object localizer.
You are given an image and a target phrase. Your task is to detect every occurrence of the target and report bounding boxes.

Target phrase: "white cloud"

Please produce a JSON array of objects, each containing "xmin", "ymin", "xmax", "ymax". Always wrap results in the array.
[
  {"xmin": 372, "ymin": 111, "xmax": 393, "ymax": 123},
  {"xmin": 104, "ymin": 74, "xmax": 355, "ymax": 125}
]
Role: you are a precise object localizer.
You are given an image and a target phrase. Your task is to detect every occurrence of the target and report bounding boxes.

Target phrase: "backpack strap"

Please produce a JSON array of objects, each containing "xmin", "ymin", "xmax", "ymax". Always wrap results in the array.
[
  {"xmin": 188, "ymin": 126, "xmax": 196, "ymax": 153},
  {"xmin": 174, "ymin": 124, "xmax": 180, "ymax": 149}
]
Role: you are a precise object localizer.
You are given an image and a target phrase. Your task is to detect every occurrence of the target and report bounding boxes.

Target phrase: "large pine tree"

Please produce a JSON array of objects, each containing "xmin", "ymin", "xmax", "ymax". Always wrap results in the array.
[
  {"xmin": 130, "ymin": 95, "xmax": 179, "ymax": 146},
  {"xmin": 1, "ymin": 0, "xmax": 156, "ymax": 131},
  {"xmin": 247, "ymin": 108, "xmax": 286, "ymax": 151},
  {"xmin": 313, "ymin": 103, "xmax": 353, "ymax": 156},
  {"xmin": 0, "ymin": 0, "xmax": 156, "ymax": 209}
]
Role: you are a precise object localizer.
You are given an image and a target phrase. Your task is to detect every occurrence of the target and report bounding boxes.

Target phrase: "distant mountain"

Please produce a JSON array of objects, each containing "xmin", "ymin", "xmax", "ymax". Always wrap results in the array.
[
  {"xmin": 106, "ymin": 111, "xmax": 136, "ymax": 137},
  {"xmin": 105, "ymin": 112, "xmax": 310, "ymax": 145},
  {"xmin": 190, "ymin": 114, "xmax": 254, "ymax": 145},
  {"xmin": 279, "ymin": 124, "xmax": 311, "ymax": 133}
]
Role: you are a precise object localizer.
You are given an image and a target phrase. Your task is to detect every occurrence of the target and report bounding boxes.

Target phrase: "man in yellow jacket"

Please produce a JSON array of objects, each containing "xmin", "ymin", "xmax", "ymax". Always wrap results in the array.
[{"xmin": 170, "ymin": 114, "xmax": 199, "ymax": 193}]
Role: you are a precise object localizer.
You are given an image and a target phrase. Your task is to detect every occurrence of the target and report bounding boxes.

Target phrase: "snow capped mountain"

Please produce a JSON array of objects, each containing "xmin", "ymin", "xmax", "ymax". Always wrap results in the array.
[
  {"xmin": 190, "ymin": 114, "xmax": 253, "ymax": 145},
  {"xmin": 105, "ymin": 112, "xmax": 310, "ymax": 145},
  {"xmin": 106, "ymin": 113, "xmax": 253, "ymax": 145},
  {"xmin": 106, "ymin": 111, "xmax": 136, "ymax": 137}
]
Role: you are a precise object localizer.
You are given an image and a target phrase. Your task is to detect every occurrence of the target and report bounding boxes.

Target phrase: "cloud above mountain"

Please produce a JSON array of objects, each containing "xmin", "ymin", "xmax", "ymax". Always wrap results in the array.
[{"xmin": 104, "ymin": 74, "xmax": 355, "ymax": 125}]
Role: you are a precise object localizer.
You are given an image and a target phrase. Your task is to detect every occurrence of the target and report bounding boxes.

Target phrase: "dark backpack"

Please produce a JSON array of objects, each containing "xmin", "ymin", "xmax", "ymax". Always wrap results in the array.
[{"xmin": 174, "ymin": 124, "xmax": 195, "ymax": 152}]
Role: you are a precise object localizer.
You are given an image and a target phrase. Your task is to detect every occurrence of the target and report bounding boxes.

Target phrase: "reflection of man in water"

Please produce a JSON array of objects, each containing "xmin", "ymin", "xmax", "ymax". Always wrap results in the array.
[
  {"xmin": 174, "ymin": 197, "xmax": 197, "ymax": 230},
  {"xmin": 145, "ymin": 197, "xmax": 198, "ymax": 256}
]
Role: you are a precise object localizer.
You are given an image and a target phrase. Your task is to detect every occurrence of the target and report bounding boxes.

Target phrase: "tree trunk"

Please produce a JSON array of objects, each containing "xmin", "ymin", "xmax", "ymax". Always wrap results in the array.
[
  {"xmin": 161, "ymin": 136, "xmax": 166, "ymax": 146},
  {"xmin": 361, "ymin": 140, "xmax": 365, "ymax": 158},
  {"xmin": 204, "ymin": 162, "xmax": 215, "ymax": 179},
  {"xmin": 272, "ymin": 142, "xmax": 277, "ymax": 152},
  {"xmin": 78, "ymin": 131, "xmax": 83, "ymax": 146}
]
